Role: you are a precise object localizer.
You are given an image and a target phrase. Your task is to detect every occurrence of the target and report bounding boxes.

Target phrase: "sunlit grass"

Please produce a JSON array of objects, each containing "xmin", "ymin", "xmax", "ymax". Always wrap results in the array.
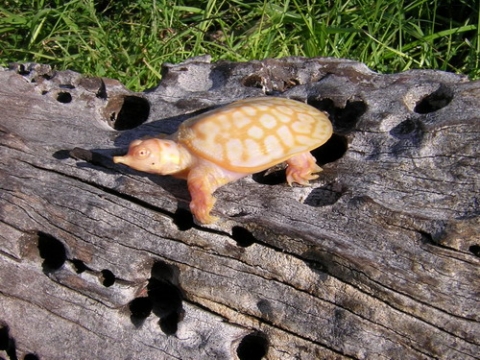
[{"xmin": 1, "ymin": 0, "xmax": 478, "ymax": 91}]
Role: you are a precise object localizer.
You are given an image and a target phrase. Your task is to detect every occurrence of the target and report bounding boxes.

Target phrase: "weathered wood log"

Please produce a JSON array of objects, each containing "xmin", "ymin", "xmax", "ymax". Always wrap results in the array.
[{"xmin": 0, "ymin": 57, "xmax": 479, "ymax": 360}]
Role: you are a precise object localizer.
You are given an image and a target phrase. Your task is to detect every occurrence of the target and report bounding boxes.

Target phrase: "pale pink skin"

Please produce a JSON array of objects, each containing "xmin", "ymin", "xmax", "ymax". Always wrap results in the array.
[{"xmin": 113, "ymin": 138, "xmax": 321, "ymax": 224}]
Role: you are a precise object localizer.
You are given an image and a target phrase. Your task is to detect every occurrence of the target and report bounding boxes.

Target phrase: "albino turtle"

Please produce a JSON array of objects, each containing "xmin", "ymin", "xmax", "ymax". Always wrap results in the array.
[{"xmin": 113, "ymin": 97, "xmax": 333, "ymax": 224}]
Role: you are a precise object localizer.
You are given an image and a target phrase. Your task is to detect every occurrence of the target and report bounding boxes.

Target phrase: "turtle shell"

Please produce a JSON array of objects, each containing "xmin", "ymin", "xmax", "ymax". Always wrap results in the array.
[{"xmin": 175, "ymin": 97, "xmax": 333, "ymax": 173}]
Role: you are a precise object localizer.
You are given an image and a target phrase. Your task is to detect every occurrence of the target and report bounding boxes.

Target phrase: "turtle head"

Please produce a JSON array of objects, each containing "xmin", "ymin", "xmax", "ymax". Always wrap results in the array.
[{"xmin": 114, "ymin": 138, "xmax": 189, "ymax": 175}]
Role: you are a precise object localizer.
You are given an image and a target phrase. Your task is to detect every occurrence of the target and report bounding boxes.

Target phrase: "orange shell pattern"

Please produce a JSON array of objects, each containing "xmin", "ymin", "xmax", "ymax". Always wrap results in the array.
[{"xmin": 176, "ymin": 97, "xmax": 333, "ymax": 173}]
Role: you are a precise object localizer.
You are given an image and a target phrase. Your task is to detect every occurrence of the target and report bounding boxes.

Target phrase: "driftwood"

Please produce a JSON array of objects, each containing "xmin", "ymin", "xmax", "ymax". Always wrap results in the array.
[{"xmin": 0, "ymin": 57, "xmax": 479, "ymax": 360}]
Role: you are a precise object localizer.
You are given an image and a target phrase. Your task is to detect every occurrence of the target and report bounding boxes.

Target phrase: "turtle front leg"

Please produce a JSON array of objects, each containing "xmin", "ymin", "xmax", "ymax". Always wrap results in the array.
[
  {"xmin": 286, "ymin": 152, "xmax": 323, "ymax": 186},
  {"xmin": 187, "ymin": 164, "xmax": 235, "ymax": 224}
]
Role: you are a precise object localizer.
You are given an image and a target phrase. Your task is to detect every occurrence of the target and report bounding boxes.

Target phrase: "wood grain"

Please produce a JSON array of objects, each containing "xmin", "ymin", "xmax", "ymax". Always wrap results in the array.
[{"xmin": 0, "ymin": 59, "xmax": 478, "ymax": 359}]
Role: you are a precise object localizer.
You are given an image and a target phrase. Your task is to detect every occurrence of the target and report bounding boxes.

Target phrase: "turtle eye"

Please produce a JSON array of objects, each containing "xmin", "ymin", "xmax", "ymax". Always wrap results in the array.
[{"xmin": 135, "ymin": 147, "xmax": 150, "ymax": 159}]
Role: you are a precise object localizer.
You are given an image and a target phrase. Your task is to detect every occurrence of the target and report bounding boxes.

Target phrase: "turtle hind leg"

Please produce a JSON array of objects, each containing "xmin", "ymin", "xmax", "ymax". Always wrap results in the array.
[{"xmin": 285, "ymin": 152, "xmax": 322, "ymax": 186}]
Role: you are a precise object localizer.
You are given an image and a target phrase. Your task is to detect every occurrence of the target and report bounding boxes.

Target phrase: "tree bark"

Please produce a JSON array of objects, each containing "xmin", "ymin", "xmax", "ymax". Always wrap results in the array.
[{"xmin": 0, "ymin": 57, "xmax": 479, "ymax": 359}]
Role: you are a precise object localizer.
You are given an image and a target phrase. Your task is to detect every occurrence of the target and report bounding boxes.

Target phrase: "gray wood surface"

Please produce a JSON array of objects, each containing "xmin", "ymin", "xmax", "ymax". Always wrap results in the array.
[{"xmin": 0, "ymin": 58, "xmax": 479, "ymax": 359}]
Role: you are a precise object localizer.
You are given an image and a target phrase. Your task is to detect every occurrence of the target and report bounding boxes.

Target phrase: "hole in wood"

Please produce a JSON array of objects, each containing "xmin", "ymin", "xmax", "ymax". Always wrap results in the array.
[
  {"xmin": 147, "ymin": 278, "xmax": 184, "ymax": 335},
  {"xmin": 173, "ymin": 208, "xmax": 194, "ymax": 231},
  {"xmin": 309, "ymin": 97, "xmax": 367, "ymax": 134},
  {"xmin": 148, "ymin": 277, "xmax": 182, "ymax": 311},
  {"xmin": 251, "ymin": 166, "xmax": 286, "ymax": 185},
  {"xmin": 311, "ymin": 133, "xmax": 348, "ymax": 165},
  {"xmin": 337, "ymin": 99, "xmax": 367, "ymax": 133},
  {"xmin": 304, "ymin": 183, "xmax": 345, "ymax": 207},
  {"xmin": 236, "ymin": 331, "xmax": 268, "ymax": 360},
  {"xmin": 0, "ymin": 324, "xmax": 17, "ymax": 360},
  {"xmin": 112, "ymin": 96, "xmax": 150, "ymax": 130},
  {"xmin": 24, "ymin": 354, "xmax": 39, "ymax": 360},
  {"xmin": 129, "ymin": 261, "xmax": 184, "ymax": 334},
  {"xmin": 469, "ymin": 245, "xmax": 480, "ymax": 257},
  {"xmin": 129, "ymin": 297, "xmax": 153, "ymax": 326},
  {"xmin": 52, "ymin": 149, "xmax": 71, "ymax": 160},
  {"xmin": 413, "ymin": 84, "xmax": 453, "ymax": 114},
  {"xmin": 389, "ymin": 118, "xmax": 426, "ymax": 156},
  {"xmin": 100, "ymin": 269, "xmax": 115, "ymax": 287},
  {"xmin": 159, "ymin": 311, "xmax": 182, "ymax": 335},
  {"xmin": 231, "ymin": 226, "xmax": 257, "ymax": 247},
  {"xmin": 56, "ymin": 92, "xmax": 72, "ymax": 103},
  {"xmin": 71, "ymin": 259, "xmax": 88, "ymax": 274},
  {"xmin": 13, "ymin": 63, "xmax": 30, "ymax": 76},
  {"xmin": 256, "ymin": 299, "xmax": 274, "ymax": 320},
  {"xmin": 0, "ymin": 325, "xmax": 10, "ymax": 350},
  {"xmin": 418, "ymin": 230, "xmax": 440, "ymax": 247},
  {"xmin": 151, "ymin": 261, "xmax": 178, "ymax": 283},
  {"xmin": 390, "ymin": 118, "xmax": 425, "ymax": 142},
  {"xmin": 241, "ymin": 73, "xmax": 263, "ymax": 88},
  {"xmin": 37, "ymin": 232, "xmax": 67, "ymax": 273}
]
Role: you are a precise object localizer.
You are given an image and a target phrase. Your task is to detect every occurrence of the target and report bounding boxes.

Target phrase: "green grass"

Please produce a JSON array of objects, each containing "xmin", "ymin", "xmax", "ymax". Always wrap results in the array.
[{"xmin": 1, "ymin": 0, "xmax": 479, "ymax": 91}]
